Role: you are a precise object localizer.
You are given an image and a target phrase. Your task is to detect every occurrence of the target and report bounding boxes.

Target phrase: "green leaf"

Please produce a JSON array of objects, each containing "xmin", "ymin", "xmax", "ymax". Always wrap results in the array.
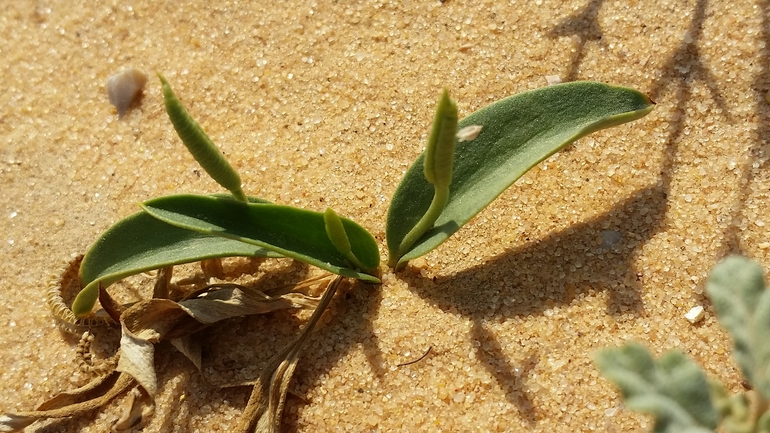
[
  {"xmin": 390, "ymin": 90, "xmax": 457, "ymax": 265},
  {"xmin": 141, "ymin": 194, "xmax": 381, "ymax": 283},
  {"xmin": 73, "ymin": 205, "xmax": 281, "ymax": 316},
  {"xmin": 707, "ymin": 255, "xmax": 770, "ymax": 398},
  {"xmin": 386, "ymin": 81, "xmax": 654, "ymax": 269},
  {"xmin": 159, "ymin": 74, "xmax": 248, "ymax": 202},
  {"xmin": 323, "ymin": 208, "xmax": 372, "ymax": 272},
  {"xmin": 423, "ymin": 89, "xmax": 458, "ymax": 190},
  {"xmin": 595, "ymin": 342, "xmax": 718, "ymax": 433}
]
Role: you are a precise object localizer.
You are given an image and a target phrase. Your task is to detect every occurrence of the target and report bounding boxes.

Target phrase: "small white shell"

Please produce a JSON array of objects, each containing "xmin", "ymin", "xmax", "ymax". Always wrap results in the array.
[
  {"xmin": 456, "ymin": 124, "xmax": 483, "ymax": 142},
  {"xmin": 107, "ymin": 68, "xmax": 148, "ymax": 118},
  {"xmin": 684, "ymin": 305, "xmax": 705, "ymax": 324}
]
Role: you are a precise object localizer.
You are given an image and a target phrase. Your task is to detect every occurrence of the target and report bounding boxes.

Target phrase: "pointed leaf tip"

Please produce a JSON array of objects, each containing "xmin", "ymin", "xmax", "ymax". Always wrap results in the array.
[
  {"xmin": 387, "ymin": 81, "xmax": 655, "ymax": 268},
  {"xmin": 423, "ymin": 89, "xmax": 458, "ymax": 189},
  {"xmin": 159, "ymin": 74, "xmax": 247, "ymax": 202}
]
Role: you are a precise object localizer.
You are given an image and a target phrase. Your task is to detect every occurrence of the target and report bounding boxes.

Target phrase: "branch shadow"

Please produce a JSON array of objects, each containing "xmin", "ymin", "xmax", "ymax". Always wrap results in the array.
[
  {"xmin": 648, "ymin": 0, "xmax": 732, "ymax": 123},
  {"xmin": 472, "ymin": 321, "xmax": 540, "ymax": 424},
  {"xmin": 545, "ymin": 0, "xmax": 606, "ymax": 81},
  {"xmin": 718, "ymin": 0, "xmax": 770, "ymax": 258}
]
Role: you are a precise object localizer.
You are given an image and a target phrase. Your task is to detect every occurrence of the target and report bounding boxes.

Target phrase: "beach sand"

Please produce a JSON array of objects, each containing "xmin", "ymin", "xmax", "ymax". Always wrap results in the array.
[{"xmin": 1, "ymin": 0, "xmax": 768, "ymax": 431}]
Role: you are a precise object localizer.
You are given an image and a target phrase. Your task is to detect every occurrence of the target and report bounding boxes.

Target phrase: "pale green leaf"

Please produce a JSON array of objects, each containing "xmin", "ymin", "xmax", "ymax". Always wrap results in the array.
[
  {"xmin": 595, "ymin": 342, "xmax": 718, "ymax": 433},
  {"xmin": 159, "ymin": 74, "xmax": 247, "ymax": 202},
  {"xmin": 706, "ymin": 256, "xmax": 770, "ymax": 398}
]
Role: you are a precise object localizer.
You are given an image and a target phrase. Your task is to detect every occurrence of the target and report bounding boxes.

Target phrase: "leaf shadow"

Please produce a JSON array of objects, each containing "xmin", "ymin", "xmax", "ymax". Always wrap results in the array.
[
  {"xmin": 414, "ymin": 0, "xmax": 743, "ymax": 417},
  {"xmin": 399, "ymin": 180, "xmax": 667, "ymax": 420}
]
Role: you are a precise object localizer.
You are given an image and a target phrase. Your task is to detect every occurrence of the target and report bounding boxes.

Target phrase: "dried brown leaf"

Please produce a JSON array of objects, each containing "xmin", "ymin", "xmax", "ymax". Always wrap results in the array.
[
  {"xmin": 152, "ymin": 266, "xmax": 173, "ymax": 299},
  {"xmin": 116, "ymin": 284, "xmax": 320, "ymax": 397},
  {"xmin": 111, "ymin": 387, "xmax": 155, "ymax": 432},
  {"xmin": 36, "ymin": 362, "xmax": 121, "ymax": 411},
  {"xmin": 117, "ymin": 325, "xmax": 159, "ymax": 396},
  {"xmin": 8, "ymin": 276, "xmax": 328, "ymax": 431},
  {"xmin": 177, "ymin": 286, "xmax": 300, "ymax": 324},
  {"xmin": 237, "ymin": 276, "xmax": 343, "ymax": 433},
  {"xmin": 170, "ymin": 336, "xmax": 202, "ymax": 372}
]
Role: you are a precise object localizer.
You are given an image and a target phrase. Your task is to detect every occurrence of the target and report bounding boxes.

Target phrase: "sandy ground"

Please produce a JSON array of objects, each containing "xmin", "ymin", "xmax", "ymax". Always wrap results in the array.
[{"xmin": 1, "ymin": 0, "xmax": 769, "ymax": 431}]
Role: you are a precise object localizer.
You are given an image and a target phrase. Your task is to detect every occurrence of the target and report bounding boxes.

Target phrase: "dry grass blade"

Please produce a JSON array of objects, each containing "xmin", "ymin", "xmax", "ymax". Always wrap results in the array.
[
  {"xmin": 237, "ymin": 275, "xmax": 344, "ymax": 433},
  {"xmin": 0, "ymin": 372, "xmax": 135, "ymax": 432}
]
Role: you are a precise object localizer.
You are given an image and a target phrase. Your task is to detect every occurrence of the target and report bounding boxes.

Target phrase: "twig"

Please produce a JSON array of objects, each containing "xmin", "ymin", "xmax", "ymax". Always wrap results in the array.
[{"xmin": 397, "ymin": 346, "xmax": 432, "ymax": 367}]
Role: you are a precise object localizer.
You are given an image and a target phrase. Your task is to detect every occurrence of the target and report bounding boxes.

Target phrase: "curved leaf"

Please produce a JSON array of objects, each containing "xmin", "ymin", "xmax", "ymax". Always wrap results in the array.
[
  {"xmin": 595, "ymin": 342, "xmax": 718, "ymax": 433},
  {"xmin": 159, "ymin": 74, "xmax": 248, "ymax": 202},
  {"xmin": 386, "ymin": 81, "xmax": 654, "ymax": 268},
  {"xmin": 707, "ymin": 255, "xmax": 770, "ymax": 398},
  {"xmin": 390, "ymin": 90, "xmax": 457, "ymax": 266},
  {"xmin": 141, "ymin": 194, "xmax": 381, "ymax": 283},
  {"xmin": 73, "ymin": 206, "xmax": 281, "ymax": 316}
]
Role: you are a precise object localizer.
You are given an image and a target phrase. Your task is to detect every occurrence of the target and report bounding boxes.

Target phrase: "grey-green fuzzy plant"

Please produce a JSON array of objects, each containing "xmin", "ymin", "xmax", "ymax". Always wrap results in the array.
[{"xmin": 596, "ymin": 256, "xmax": 770, "ymax": 433}]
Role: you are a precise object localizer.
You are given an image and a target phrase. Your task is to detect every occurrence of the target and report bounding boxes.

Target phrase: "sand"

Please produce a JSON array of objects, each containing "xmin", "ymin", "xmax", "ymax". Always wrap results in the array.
[{"xmin": 1, "ymin": 0, "xmax": 768, "ymax": 431}]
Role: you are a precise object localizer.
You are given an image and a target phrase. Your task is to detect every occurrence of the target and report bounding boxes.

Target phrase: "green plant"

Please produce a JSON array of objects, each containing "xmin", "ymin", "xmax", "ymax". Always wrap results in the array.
[
  {"xmin": 1, "ymin": 75, "xmax": 653, "ymax": 432},
  {"xmin": 386, "ymin": 81, "xmax": 654, "ymax": 269},
  {"xmin": 72, "ymin": 78, "xmax": 654, "ymax": 316},
  {"xmin": 596, "ymin": 256, "xmax": 770, "ymax": 433}
]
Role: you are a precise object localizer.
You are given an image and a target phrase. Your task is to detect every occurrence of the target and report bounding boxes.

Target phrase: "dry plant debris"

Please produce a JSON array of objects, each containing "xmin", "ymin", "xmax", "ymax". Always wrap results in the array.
[{"xmin": 0, "ymin": 258, "xmax": 341, "ymax": 433}]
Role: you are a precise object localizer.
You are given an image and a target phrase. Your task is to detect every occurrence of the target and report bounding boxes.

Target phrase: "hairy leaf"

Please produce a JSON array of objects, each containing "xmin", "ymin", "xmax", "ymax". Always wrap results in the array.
[
  {"xmin": 707, "ymin": 256, "xmax": 770, "ymax": 398},
  {"xmin": 74, "ymin": 204, "xmax": 281, "ymax": 316},
  {"xmin": 386, "ymin": 81, "xmax": 654, "ymax": 268},
  {"xmin": 141, "ymin": 194, "xmax": 381, "ymax": 283},
  {"xmin": 595, "ymin": 342, "xmax": 718, "ymax": 433}
]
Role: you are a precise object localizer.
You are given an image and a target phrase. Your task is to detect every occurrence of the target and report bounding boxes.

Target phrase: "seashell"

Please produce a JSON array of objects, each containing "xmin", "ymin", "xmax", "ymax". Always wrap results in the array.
[{"xmin": 107, "ymin": 68, "xmax": 148, "ymax": 118}]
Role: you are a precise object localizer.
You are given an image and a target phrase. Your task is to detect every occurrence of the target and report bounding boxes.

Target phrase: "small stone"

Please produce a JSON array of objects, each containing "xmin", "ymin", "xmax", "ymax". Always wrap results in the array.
[
  {"xmin": 545, "ymin": 75, "xmax": 562, "ymax": 85},
  {"xmin": 685, "ymin": 306, "xmax": 705, "ymax": 324}
]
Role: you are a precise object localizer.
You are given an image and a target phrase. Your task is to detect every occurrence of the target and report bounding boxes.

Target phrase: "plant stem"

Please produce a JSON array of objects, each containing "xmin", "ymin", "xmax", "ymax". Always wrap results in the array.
[{"xmin": 390, "ymin": 184, "xmax": 449, "ymax": 269}]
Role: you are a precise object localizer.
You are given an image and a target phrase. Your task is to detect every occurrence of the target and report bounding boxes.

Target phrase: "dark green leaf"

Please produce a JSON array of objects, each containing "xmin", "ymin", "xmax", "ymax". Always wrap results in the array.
[
  {"xmin": 73, "ymin": 205, "xmax": 281, "ymax": 316},
  {"xmin": 386, "ymin": 82, "xmax": 654, "ymax": 268},
  {"xmin": 141, "ymin": 194, "xmax": 381, "ymax": 283}
]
